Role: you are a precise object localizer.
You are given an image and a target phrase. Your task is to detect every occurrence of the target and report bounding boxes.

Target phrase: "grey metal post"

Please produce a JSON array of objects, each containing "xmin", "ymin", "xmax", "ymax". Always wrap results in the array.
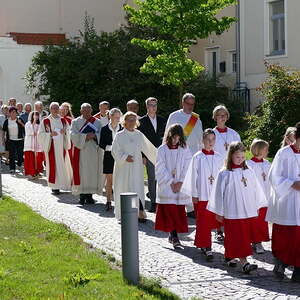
[{"xmin": 120, "ymin": 192, "xmax": 139, "ymax": 285}]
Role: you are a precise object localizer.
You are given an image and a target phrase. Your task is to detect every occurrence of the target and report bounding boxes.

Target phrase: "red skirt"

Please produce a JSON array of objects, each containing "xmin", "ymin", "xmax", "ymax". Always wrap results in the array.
[
  {"xmin": 224, "ymin": 218, "xmax": 256, "ymax": 259},
  {"xmin": 155, "ymin": 204, "xmax": 188, "ymax": 233},
  {"xmin": 249, "ymin": 207, "xmax": 270, "ymax": 243},
  {"xmin": 194, "ymin": 201, "xmax": 222, "ymax": 248},
  {"xmin": 272, "ymin": 223, "xmax": 300, "ymax": 267},
  {"xmin": 24, "ymin": 151, "xmax": 44, "ymax": 176}
]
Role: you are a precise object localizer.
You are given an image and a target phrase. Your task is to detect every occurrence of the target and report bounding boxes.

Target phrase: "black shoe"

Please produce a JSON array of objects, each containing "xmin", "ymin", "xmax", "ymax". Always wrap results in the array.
[
  {"xmin": 243, "ymin": 262, "xmax": 258, "ymax": 274},
  {"xmin": 201, "ymin": 248, "xmax": 214, "ymax": 261},
  {"xmin": 148, "ymin": 203, "xmax": 156, "ymax": 213},
  {"xmin": 186, "ymin": 211, "xmax": 195, "ymax": 218},
  {"xmin": 273, "ymin": 258, "xmax": 286, "ymax": 279},
  {"xmin": 79, "ymin": 194, "xmax": 86, "ymax": 205},
  {"xmin": 85, "ymin": 195, "xmax": 95, "ymax": 204},
  {"xmin": 138, "ymin": 218, "xmax": 147, "ymax": 223},
  {"xmin": 173, "ymin": 238, "xmax": 184, "ymax": 250},
  {"xmin": 291, "ymin": 267, "xmax": 300, "ymax": 283},
  {"xmin": 225, "ymin": 258, "xmax": 238, "ymax": 267},
  {"xmin": 105, "ymin": 202, "xmax": 112, "ymax": 211},
  {"xmin": 51, "ymin": 189, "xmax": 60, "ymax": 195}
]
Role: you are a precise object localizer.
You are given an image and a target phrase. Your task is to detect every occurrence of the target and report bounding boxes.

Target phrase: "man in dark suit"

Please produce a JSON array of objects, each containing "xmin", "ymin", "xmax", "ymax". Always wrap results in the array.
[{"xmin": 138, "ymin": 97, "xmax": 166, "ymax": 212}]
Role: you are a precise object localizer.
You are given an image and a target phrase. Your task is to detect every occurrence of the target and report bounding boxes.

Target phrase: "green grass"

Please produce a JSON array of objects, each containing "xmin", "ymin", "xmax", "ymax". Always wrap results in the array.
[{"xmin": 0, "ymin": 196, "xmax": 180, "ymax": 300}]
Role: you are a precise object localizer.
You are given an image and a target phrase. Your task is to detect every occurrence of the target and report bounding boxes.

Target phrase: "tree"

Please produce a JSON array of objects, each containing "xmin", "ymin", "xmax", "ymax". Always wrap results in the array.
[
  {"xmin": 125, "ymin": 0, "xmax": 236, "ymax": 96},
  {"xmin": 245, "ymin": 63, "xmax": 300, "ymax": 156}
]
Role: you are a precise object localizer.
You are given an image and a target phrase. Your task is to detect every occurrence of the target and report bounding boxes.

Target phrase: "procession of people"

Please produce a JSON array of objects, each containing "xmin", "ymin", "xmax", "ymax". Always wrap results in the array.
[{"xmin": 0, "ymin": 94, "xmax": 299, "ymax": 282}]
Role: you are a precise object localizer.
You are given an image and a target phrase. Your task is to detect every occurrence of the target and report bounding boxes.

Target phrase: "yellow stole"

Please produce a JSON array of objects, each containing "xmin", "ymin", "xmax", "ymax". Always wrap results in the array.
[{"xmin": 183, "ymin": 112, "xmax": 199, "ymax": 140}]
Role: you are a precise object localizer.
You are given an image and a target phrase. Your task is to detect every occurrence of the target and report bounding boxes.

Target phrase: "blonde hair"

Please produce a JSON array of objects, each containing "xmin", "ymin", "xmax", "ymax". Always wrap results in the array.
[
  {"xmin": 250, "ymin": 139, "xmax": 269, "ymax": 157},
  {"xmin": 212, "ymin": 105, "xmax": 230, "ymax": 121},
  {"xmin": 122, "ymin": 111, "xmax": 140, "ymax": 128},
  {"xmin": 225, "ymin": 141, "xmax": 248, "ymax": 171},
  {"xmin": 281, "ymin": 127, "xmax": 296, "ymax": 148},
  {"xmin": 61, "ymin": 102, "xmax": 74, "ymax": 118}
]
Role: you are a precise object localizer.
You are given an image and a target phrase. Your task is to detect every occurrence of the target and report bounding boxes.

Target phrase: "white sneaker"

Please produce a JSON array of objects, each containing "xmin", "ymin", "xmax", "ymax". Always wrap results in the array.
[{"xmin": 255, "ymin": 243, "xmax": 265, "ymax": 254}]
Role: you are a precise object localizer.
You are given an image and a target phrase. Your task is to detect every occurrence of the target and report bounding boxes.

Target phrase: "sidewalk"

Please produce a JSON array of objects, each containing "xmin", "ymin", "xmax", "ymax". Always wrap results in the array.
[{"xmin": 2, "ymin": 169, "xmax": 300, "ymax": 299}]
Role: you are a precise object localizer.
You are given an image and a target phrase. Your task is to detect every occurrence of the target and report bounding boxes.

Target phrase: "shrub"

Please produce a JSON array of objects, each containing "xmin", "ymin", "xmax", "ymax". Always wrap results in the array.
[{"xmin": 245, "ymin": 63, "xmax": 300, "ymax": 156}]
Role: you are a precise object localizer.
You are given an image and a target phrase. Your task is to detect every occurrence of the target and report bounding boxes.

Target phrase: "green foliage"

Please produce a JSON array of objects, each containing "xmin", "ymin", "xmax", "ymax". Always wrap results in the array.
[
  {"xmin": 64, "ymin": 269, "xmax": 102, "ymax": 287},
  {"xmin": 0, "ymin": 196, "xmax": 180, "ymax": 299},
  {"xmin": 245, "ymin": 63, "xmax": 300, "ymax": 156},
  {"xmin": 125, "ymin": 0, "xmax": 236, "ymax": 87}
]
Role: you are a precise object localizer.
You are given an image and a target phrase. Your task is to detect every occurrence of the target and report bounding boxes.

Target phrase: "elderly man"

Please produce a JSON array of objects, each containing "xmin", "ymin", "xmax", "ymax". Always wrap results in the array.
[
  {"xmin": 71, "ymin": 103, "xmax": 103, "ymax": 205},
  {"xmin": 165, "ymin": 93, "xmax": 203, "ymax": 217},
  {"xmin": 35, "ymin": 101, "xmax": 49, "ymax": 120},
  {"xmin": 8, "ymin": 98, "xmax": 17, "ymax": 107},
  {"xmin": 38, "ymin": 102, "xmax": 73, "ymax": 195},
  {"xmin": 20, "ymin": 103, "xmax": 32, "ymax": 124},
  {"xmin": 94, "ymin": 101, "xmax": 110, "ymax": 127},
  {"xmin": 16, "ymin": 103, "xmax": 23, "ymax": 115},
  {"xmin": 138, "ymin": 97, "xmax": 166, "ymax": 212}
]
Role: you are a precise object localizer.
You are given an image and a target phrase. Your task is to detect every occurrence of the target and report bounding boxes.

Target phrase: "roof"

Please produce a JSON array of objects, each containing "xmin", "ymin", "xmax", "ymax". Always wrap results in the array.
[{"xmin": 9, "ymin": 32, "xmax": 67, "ymax": 45}]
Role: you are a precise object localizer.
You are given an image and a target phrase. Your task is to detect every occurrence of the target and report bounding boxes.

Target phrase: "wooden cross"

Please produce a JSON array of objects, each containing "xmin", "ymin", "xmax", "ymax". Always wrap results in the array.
[
  {"xmin": 208, "ymin": 175, "xmax": 214, "ymax": 185},
  {"xmin": 241, "ymin": 176, "xmax": 247, "ymax": 187},
  {"xmin": 224, "ymin": 142, "xmax": 229, "ymax": 151},
  {"xmin": 262, "ymin": 172, "xmax": 267, "ymax": 181}
]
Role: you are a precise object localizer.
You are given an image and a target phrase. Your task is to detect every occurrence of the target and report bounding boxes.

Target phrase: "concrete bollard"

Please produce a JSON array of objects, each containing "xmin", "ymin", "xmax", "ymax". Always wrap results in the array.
[{"xmin": 120, "ymin": 192, "xmax": 139, "ymax": 285}]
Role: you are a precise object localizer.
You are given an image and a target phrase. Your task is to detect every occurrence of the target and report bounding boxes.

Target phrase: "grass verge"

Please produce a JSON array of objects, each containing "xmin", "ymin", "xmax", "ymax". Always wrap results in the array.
[{"xmin": 0, "ymin": 196, "xmax": 180, "ymax": 300}]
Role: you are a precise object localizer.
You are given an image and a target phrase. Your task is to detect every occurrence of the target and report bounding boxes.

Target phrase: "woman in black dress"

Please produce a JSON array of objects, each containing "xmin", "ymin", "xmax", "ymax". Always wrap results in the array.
[{"xmin": 100, "ymin": 108, "xmax": 122, "ymax": 210}]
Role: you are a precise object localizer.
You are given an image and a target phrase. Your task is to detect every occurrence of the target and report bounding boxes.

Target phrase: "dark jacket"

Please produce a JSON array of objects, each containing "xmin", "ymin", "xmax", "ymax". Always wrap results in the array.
[
  {"xmin": 138, "ymin": 114, "xmax": 166, "ymax": 148},
  {"xmin": 3, "ymin": 118, "xmax": 25, "ymax": 140},
  {"xmin": 99, "ymin": 124, "xmax": 123, "ymax": 150}
]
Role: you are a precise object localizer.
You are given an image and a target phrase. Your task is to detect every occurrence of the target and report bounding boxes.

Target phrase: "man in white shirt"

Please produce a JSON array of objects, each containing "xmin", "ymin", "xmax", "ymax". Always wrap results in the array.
[
  {"xmin": 138, "ymin": 97, "xmax": 166, "ymax": 212},
  {"xmin": 94, "ymin": 101, "xmax": 110, "ymax": 127}
]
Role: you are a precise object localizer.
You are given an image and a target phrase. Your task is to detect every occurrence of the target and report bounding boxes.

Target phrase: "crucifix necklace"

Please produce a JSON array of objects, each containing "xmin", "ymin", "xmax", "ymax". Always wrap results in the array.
[
  {"xmin": 170, "ymin": 147, "xmax": 180, "ymax": 179},
  {"xmin": 241, "ymin": 170, "xmax": 248, "ymax": 187},
  {"xmin": 258, "ymin": 161, "xmax": 267, "ymax": 181},
  {"xmin": 204, "ymin": 153, "xmax": 215, "ymax": 185},
  {"xmin": 218, "ymin": 130, "xmax": 229, "ymax": 151}
]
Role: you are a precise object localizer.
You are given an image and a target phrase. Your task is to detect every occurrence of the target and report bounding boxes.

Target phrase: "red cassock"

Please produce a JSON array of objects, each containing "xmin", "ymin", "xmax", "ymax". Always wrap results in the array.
[
  {"xmin": 250, "ymin": 207, "xmax": 270, "ymax": 243},
  {"xmin": 272, "ymin": 224, "xmax": 300, "ymax": 267},
  {"xmin": 155, "ymin": 204, "xmax": 188, "ymax": 233},
  {"xmin": 194, "ymin": 201, "xmax": 222, "ymax": 248},
  {"xmin": 223, "ymin": 218, "xmax": 260, "ymax": 259},
  {"xmin": 24, "ymin": 151, "xmax": 44, "ymax": 176}
]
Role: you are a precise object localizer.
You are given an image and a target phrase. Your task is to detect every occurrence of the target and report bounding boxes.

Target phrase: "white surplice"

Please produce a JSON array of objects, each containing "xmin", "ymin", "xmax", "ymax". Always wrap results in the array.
[
  {"xmin": 207, "ymin": 168, "xmax": 267, "ymax": 219},
  {"xmin": 112, "ymin": 129, "xmax": 157, "ymax": 220},
  {"xmin": 181, "ymin": 151, "xmax": 224, "ymax": 201},
  {"xmin": 70, "ymin": 116, "xmax": 103, "ymax": 195},
  {"xmin": 246, "ymin": 159, "xmax": 271, "ymax": 201},
  {"xmin": 165, "ymin": 109, "xmax": 203, "ymax": 155},
  {"xmin": 213, "ymin": 127, "xmax": 241, "ymax": 160},
  {"xmin": 24, "ymin": 122, "xmax": 42, "ymax": 152},
  {"xmin": 266, "ymin": 146, "xmax": 300, "ymax": 225},
  {"xmin": 155, "ymin": 144, "xmax": 192, "ymax": 205},
  {"xmin": 38, "ymin": 115, "xmax": 73, "ymax": 190}
]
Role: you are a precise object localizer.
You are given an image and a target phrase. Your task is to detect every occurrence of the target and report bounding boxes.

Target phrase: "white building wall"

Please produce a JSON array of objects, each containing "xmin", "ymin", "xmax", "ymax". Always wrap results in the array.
[{"xmin": 0, "ymin": 37, "xmax": 42, "ymax": 103}]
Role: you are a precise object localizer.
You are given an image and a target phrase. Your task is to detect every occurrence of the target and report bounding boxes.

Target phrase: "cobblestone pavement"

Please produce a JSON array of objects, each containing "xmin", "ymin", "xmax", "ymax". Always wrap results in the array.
[{"xmin": 2, "ymin": 168, "xmax": 300, "ymax": 300}]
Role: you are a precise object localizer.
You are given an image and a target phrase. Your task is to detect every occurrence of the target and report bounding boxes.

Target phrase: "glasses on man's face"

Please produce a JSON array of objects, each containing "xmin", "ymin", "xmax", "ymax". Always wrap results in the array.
[
  {"xmin": 147, "ymin": 104, "xmax": 157, "ymax": 107},
  {"xmin": 126, "ymin": 118, "xmax": 136, "ymax": 123},
  {"xmin": 184, "ymin": 101, "xmax": 194, "ymax": 106},
  {"xmin": 216, "ymin": 114, "xmax": 227, "ymax": 118}
]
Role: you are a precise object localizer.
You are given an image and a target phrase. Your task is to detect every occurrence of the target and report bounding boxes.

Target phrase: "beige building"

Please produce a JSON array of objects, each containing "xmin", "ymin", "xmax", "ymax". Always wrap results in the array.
[{"xmin": 193, "ymin": 0, "xmax": 300, "ymax": 111}]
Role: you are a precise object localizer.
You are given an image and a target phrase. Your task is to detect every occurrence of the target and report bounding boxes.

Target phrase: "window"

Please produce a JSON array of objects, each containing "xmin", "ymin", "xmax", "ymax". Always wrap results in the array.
[
  {"xmin": 232, "ymin": 52, "xmax": 237, "ymax": 73},
  {"xmin": 205, "ymin": 47, "xmax": 220, "ymax": 77},
  {"xmin": 269, "ymin": 0, "xmax": 285, "ymax": 55}
]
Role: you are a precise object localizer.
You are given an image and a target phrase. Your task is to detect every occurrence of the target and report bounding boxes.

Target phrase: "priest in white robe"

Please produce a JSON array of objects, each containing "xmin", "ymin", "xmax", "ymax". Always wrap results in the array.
[
  {"xmin": 71, "ymin": 103, "xmax": 103, "ymax": 205},
  {"xmin": 266, "ymin": 126, "xmax": 300, "ymax": 282},
  {"xmin": 165, "ymin": 93, "xmax": 203, "ymax": 215},
  {"xmin": 38, "ymin": 102, "xmax": 73, "ymax": 194},
  {"xmin": 165, "ymin": 93, "xmax": 203, "ymax": 155},
  {"xmin": 112, "ymin": 112, "xmax": 157, "ymax": 222}
]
